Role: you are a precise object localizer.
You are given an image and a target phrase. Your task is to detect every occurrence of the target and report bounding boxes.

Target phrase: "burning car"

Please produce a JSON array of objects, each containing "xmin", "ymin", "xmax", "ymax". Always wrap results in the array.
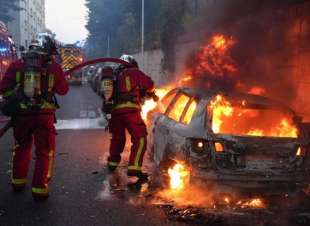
[{"xmin": 149, "ymin": 87, "xmax": 310, "ymax": 194}]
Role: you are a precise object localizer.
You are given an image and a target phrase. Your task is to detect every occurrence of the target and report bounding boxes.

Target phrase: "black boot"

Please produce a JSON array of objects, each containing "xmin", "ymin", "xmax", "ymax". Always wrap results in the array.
[
  {"xmin": 127, "ymin": 171, "xmax": 149, "ymax": 183},
  {"xmin": 32, "ymin": 193, "xmax": 49, "ymax": 202},
  {"xmin": 107, "ymin": 165, "xmax": 117, "ymax": 173},
  {"xmin": 12, "ymin": 184, "xmax": 26, "ymax": 193}
]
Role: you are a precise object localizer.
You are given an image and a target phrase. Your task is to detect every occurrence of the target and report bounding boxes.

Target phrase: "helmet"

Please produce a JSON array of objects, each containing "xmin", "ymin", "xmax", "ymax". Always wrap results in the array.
[
  {"xmin": 29, "ymin": 36, "xmax": 58, "ymax": 55},
  {"xmin": 120, "ymin": 54, "xmax": 139, "ymax": 68},
  {"xmin": 101, "ymin": 66, "xmax": 113, "ymax": 77},
  {"xmin": 43, "ymin": 36, "xmax": 58, "ymax": 55},
  {"xmin": 29, "ymin": 39, "xmax": 44, "ymax": 54}
]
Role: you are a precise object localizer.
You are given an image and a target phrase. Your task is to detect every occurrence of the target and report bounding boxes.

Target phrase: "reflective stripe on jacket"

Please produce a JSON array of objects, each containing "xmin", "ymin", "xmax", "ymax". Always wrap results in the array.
[{"xmin": 113, "ymin": 67, "xmax": 154, "ymax": 112}]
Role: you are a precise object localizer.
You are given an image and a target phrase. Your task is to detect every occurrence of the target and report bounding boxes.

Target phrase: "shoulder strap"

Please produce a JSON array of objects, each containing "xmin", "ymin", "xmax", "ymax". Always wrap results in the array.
[
  {"xmin": 48, "ymin": 74, "xmax": 55, "ymax": 92},
  {"xmin": 16, "ymin": 70, "xmax": 25, "ymax": 88}
]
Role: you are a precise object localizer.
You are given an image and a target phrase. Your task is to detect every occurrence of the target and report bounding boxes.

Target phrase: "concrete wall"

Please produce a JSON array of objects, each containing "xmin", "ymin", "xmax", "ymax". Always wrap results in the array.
[
  {"xmin": 132, "ymin": 2, "xmax": 310, "ymax": 121},
  {"xmin": 132, "ymin": 49, "xmax": 166, "ymax": 86},
  {"xmin": 132, "ymin": 36, "xmax": 204, "ymax": 86}
]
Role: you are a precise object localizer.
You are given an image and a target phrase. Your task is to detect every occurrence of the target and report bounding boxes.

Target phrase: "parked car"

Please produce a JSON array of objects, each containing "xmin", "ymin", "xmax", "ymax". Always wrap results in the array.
[
  {"xmin": 90, "ymin": 66, "xmax": 102, "ymax": 92},
  {"xmin": 67, "ymin": 71, "xmax": 83, "ymax": 86},
  {"xmin": 149, "ymin": 87, "xmax": 310, "ymax": 194}
]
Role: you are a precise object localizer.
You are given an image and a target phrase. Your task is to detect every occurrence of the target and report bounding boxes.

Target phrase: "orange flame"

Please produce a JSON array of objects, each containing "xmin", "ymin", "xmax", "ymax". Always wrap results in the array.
[
  {"xmin": 236, "ymin": 198, "xmax": 266, "ymax": 209},
  {"xmin": 210, "ymin": 95, "xmax": 234, "ymax": 133},
  {"xmin": 196, "ymin": 34, "xmax": 238, "ymax": 77},
  {"xmin": 141, "ymin": 88, "xmax": 170, "ymax": 120},
  {"xmin": 210, "ymin": 95, "xmax": 298, "ymax": 138},
  {"xmin": 248, "ymin": 86, "xmax": 266, "ymax": 95},
  {"xmin": 168, "ymin": 163, "xmax": 190, "ymax": 191}
]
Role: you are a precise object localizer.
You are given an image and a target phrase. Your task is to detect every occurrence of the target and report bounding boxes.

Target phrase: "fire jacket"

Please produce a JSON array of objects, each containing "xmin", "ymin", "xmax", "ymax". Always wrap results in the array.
[
  {"xmin": 113, "ymin": 67, "xmax": 154, "ymax": 114},
  {"xmin": 0, "ymin": 59, "xmax": 68, "ymax": 114}
]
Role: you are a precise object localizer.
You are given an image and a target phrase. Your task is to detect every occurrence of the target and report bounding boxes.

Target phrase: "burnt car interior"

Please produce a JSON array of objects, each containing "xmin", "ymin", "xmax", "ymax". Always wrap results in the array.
[{"xmin": 158, "ymin": 90, "xmax": 198, "ymax": 125}]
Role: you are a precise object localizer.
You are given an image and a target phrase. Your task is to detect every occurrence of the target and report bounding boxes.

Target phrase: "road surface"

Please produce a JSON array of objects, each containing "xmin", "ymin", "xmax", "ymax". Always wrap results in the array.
[
  {"xmin": 0, "ymin": 85, "xmax": 183, "ymax": 226},
  {"xmin": 1, "ymin": 84, "xmax": 310, "ymax": 226}
]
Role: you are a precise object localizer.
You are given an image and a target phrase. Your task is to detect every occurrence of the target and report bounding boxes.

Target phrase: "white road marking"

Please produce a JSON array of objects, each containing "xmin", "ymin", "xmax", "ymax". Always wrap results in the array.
[
  {"xmin": 79, "ymin": 110, "xmax": 87, "ymax": 118},
  {"xmin": 88, "ymin": 111, "xmax": 97, "ymax": 118},
  {"xmin": 56, "ymin": 118, "xmax": 108, "ymax": 130}
]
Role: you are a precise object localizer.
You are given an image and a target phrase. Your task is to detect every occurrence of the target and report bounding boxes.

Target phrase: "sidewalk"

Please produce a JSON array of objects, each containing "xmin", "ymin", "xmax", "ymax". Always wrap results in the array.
[{"xmin": 0, "ymin": 114, "xmax": 9, "ymax": 123}]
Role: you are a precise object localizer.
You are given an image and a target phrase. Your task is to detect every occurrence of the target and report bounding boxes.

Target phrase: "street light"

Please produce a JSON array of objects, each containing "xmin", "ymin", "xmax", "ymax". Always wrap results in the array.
[{"xmin": 141, "ymin": 0, "xmax": 145, "ymax": 70}]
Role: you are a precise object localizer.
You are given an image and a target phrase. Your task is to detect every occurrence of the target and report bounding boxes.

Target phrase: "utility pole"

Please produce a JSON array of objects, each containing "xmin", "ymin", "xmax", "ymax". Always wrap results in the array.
[
  {"xmin": 194, "ymin": 0, "xmax": 198, "ymax": 15},
  {"xmin": 107, "ymin": 34, "xmax": 110, "ymax": 57},
  {"xmin": 141, "ymin": 0, "xmax": 145, "ymax": 70}
]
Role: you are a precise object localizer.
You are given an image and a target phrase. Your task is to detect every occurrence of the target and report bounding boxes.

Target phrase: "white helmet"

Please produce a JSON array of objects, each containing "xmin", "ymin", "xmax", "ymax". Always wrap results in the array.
[
  {"xmin": 120, "ymin": 54, "xmax": 138, "ymax": 68},
  {"xmin": 29, "ymin": 39, "xmax": 43, "ymax": 51}
]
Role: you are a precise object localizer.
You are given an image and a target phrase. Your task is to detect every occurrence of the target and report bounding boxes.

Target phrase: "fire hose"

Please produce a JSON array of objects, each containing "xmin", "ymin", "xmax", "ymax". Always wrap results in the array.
[{"xmin": 0, "ymin": 57, "xmax": 159, "ymax": 139}]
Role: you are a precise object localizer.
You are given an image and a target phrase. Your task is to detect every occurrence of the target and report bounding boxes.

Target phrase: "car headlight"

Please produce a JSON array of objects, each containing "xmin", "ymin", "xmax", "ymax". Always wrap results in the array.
[
  {"xmin": 296, "ymin": 146, "xmax": 306, "ymax": 157},
  {"xmin": 214, "ymin": 142, "xmax": 225, "ymax": 153},
  {"xmin": 189, "ymin": 139, "xmax": 208, "ymax": 154}
]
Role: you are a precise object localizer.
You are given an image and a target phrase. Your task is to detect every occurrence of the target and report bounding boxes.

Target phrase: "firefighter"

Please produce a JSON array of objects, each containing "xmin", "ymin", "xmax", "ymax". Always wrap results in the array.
[
  {"xmin": 0, "ymin": 36, "xmax": 68, "ymax": 200},
  {"xmin": 107, "ymin": 55, "xmax": 156, "ymax": 182}
]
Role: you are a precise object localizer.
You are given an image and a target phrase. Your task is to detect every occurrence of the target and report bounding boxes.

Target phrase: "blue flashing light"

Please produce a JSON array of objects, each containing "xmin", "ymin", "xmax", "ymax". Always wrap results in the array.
[
  {"xmin": 75, "ymin": 41, "xmax": 82, "ymax": 48},
  {"xmin": 0, "ymin": 47, "xmax": 8, "ymax": 53}
]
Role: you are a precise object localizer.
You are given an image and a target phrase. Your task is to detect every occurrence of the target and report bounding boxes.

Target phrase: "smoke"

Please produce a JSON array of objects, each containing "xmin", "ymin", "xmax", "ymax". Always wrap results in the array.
[{"xmin": 180, "ymin": 0, "xmax": 310, "ymax": 111}]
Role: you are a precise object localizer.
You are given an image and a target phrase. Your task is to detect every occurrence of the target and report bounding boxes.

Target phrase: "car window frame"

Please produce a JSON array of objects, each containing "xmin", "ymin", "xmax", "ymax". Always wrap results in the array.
[
  {"xmin": 165, "ymin": 91, "xmax": 192, "ymax": 122},
  {"xmin": 160, "ymin": 89, "xmax": 178, "ymax": 115},
  {"xmin": 179, "ymin": 97, "xmax": 198, "ymax": 125}
]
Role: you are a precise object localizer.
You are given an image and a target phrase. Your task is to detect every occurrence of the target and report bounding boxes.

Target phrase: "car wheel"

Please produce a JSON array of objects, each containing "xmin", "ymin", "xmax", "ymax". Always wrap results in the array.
[{"xmin": 156, "ymin": 157, "xmax": 177, "ymax": 189}]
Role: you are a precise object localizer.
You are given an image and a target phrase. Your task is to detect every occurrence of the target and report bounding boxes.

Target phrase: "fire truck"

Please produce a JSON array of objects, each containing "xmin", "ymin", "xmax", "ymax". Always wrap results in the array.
[
  {"xmin": 0, "ymin": 21, "xmax": 17, "ymax": 81},
  {"xmin": 59, "ymin": 44, "xmax": 84, "ymax": 85}
]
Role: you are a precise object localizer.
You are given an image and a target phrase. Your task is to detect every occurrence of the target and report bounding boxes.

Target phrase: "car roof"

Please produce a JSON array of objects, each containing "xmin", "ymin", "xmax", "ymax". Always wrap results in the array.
[{"xmin": 172, "ymin": 87, "xmax": 296, "ymax": 115}]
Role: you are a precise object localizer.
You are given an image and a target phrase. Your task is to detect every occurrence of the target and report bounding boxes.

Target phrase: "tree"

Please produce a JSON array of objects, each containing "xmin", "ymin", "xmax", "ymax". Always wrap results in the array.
[
  {"xmin": 0, "ymin": 0, "xmax": 21, "ymax": 23},
  {"xmin": 85, "ymin": 0, "xmax": 188, "ymax": 73},
  {"xmin": 160, "ymin": 0, "xmax": 187, "ymax": 72}
]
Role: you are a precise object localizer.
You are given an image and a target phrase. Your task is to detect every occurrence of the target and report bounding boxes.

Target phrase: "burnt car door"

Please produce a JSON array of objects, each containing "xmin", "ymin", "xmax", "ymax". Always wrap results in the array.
[
  {"xmin": 152, "ymin": 91, "xmax": 195, "ymax": 165},
  {"xmin": 150, "ymin": 90, "xmax": 178, "ymax": 164}
]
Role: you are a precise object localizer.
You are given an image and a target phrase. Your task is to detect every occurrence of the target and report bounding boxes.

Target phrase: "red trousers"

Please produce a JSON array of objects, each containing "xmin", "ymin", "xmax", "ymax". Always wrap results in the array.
[
  {"xmin": 108, "ymin": 111, "xmax": 147, "ymax": 174},
  {"xmin": 12, "ymin": 114, "xmax": 56, "ymax": 196}
]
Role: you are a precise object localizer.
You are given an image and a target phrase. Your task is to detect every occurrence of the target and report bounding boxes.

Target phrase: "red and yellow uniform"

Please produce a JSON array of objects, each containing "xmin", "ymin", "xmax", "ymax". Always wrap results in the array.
[
  {"xmin": 107, "ymin": 67, "xmax": 154, "ymax": 176},
  {"xmin": 0, "ymin": 59, "xmax": 68, "ymax": 198}
]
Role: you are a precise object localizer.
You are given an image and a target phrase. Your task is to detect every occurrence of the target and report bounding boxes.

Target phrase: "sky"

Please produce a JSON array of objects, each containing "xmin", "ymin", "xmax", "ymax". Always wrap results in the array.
[{"xmin": 45, "ymin": 0, "xmax": 89, "ymax": 44}]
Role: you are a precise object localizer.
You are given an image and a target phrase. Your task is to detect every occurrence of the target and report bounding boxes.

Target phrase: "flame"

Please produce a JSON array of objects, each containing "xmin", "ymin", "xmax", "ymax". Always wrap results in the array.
[
  {"xmin": 195, "ymin": 34, "xmax": 238, "ymax": 77},
  {"xmin": 210, "ymin": 95, "xmax": 298, "ymax": 138},
  {"xmin": 141, "ymin": 88, "xmax": 170, "ymax": 120},
  {"xmin": 182, "ymin": 101, "xmax": 197, "ymax": 124},
  {"xmin": 276, "ymin": 119, "xmax": 298, "ymax": 138},
  {"xmin": 210, "ymin": 95, "xmax": 234, "ymax": 133},
  {"xmin": 168, "ymin": 163, "xmax": 190, "ymax": 190},
  {"xmin": 236, "ymin": 198, "xmax": 266, "ymax": 209},
  {"xmin": 177, "ymin": 34, "xmax": 238, "ymax": 90},
  {"xmin": 247, "ymin": 129, "xmax": 264, "ymax": 136},
  {"xmin": 248, "ymin": 86, "xmax": 266, "ymax": 95},
  {"xmin": 296, "ymin": 147, "xmax": 302, "ymax": 156}
]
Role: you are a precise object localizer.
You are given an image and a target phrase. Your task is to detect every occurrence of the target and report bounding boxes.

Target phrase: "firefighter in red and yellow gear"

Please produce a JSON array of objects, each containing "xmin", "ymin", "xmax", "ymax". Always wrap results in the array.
[
  {"xmin": 0, "ymin": 36, "xmax": 68, "ymax": 200},
  {"xmin": 107, "ymin": 55, "xmax": 155, "ymax": 181}
]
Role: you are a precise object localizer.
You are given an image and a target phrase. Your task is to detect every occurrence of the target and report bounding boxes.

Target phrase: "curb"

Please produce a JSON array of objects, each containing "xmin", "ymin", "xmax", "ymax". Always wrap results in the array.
[{"xmin": 0, "ymin": 117, "xmax": 10, "ymax": 124}]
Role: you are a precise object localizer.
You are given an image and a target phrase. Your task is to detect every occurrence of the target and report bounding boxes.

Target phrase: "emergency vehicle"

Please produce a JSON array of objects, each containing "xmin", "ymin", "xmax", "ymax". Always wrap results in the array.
[
  {"xmin": 59, "ymin": 44, "xmax": 84, "ymax": 85},
  {"xmin": 0, "ymin": 21, "xmax": 17, "ymax": 81}
]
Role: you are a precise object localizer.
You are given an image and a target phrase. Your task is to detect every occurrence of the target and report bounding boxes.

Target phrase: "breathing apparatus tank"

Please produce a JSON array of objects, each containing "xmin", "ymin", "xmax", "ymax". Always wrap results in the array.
[
  {"xmin": 100, "ymin": 66, "xmax": 115, "ymax": 115},
  {"xmin": 22, "ymin": 38, "xmax": 51, "ymax": 100},
  {"xmin": 23, "ymin": 51, "xmax": 44, "ymax": 100}
]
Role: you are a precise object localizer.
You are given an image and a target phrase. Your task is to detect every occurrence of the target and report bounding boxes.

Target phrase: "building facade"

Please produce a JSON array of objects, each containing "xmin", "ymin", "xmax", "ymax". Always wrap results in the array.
[{"xmin": 7, "ymin": 0, "xmax": 45, "ymax": 49}]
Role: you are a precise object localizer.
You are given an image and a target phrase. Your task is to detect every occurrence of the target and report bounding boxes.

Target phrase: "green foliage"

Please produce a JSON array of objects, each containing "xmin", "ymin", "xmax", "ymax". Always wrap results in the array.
[
  {"xmin": 0, "ymin": 0, "xmax": 21, "ymax": 23},
  {"xmin": 85, "ymin": 0, "xmax": 188, "ymax": 72}
]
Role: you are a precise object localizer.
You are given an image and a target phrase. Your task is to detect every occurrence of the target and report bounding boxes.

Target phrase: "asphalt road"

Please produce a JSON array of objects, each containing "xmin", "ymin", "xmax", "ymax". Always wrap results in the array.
[
  {"xmin": 0, "ymin": 84, "xmax": 183, "ymax": 226},
  {"xmin": 1, "ymin": 84, "xmax": 310, "ymax": 226}
]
